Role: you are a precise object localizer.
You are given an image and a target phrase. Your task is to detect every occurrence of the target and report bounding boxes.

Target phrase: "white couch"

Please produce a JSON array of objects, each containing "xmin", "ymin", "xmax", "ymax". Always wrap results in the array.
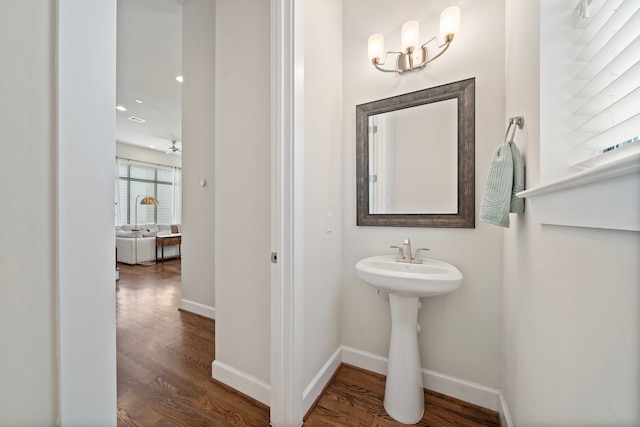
[{"xmin": 116, "ymin": 223, "xmax": 182, "ymax": 264}]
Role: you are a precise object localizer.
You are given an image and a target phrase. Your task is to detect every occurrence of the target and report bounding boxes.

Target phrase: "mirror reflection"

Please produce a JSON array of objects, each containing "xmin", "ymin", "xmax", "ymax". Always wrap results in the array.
[
  {"xmin": 368, "ymin": 99, "xmax": 458, "ymax": 214},
  {"xmin": 356, "ymin": 78, "xmax": 475, "ymax": 228}
]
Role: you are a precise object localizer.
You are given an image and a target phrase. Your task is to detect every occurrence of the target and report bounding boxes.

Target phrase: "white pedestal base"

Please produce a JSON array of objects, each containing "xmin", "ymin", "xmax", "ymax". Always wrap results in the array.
[{"xmin": 383, "ymin": 293, "xmax": 424, "ymax": 424}]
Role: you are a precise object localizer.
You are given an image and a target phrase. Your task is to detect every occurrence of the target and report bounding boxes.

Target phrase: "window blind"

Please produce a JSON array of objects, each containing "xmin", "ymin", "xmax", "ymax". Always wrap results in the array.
[
  {"xmin": 572, "ymin": 0, "xmax": 640, "ymax": 168},
  {"xmin": 116, "ymin": 158, "xmax": 182, "ymax": 225}
]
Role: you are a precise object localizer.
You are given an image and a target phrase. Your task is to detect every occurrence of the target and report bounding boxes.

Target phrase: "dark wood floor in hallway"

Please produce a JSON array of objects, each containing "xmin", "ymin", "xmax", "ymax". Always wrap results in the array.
[
  {"xmin": 116, "ymin": 260, "xmax": 501, "ymax": 427},
  {"xmin": 116, "ymin": 260, "xmax": 269, "ymax": 426}
]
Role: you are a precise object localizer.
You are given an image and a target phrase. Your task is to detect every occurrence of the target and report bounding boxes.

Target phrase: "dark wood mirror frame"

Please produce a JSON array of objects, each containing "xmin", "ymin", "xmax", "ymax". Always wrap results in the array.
[{"xmin": 356, "ymin": 78, "xmax": 475, "ymax": 228}]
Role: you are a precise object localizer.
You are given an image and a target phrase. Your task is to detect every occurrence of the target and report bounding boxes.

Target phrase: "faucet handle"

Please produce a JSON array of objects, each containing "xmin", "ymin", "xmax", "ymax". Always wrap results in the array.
[
  {"xmin": 390, "ymin": 245, "xmax": 404, "ymax": 261},
  {"xmin": 414, "ymin": 248, "xmax": 430, "ymax": 263}
]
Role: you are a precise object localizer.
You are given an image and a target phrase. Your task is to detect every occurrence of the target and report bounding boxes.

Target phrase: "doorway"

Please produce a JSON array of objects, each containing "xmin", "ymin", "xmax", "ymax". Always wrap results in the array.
[{"xmin": 58, "ymin": 0, "xmax": 298, "ymax": 425}]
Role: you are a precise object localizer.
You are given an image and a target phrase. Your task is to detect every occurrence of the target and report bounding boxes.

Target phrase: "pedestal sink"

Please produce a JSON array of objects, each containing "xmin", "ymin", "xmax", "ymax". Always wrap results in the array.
[{"xmin": 355, "ymin": 255, "xmax": 463, "ymax": 424}]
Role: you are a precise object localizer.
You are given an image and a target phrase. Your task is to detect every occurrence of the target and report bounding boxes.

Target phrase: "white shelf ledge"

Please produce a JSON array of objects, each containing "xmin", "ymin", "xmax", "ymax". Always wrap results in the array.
[
  {"xmin": 573, "ymin": 140, "xmax": 640, "ymax": 170},
  {"xmin": 517, "ymin": 152, "xmax": 640, "ymax": 231}
]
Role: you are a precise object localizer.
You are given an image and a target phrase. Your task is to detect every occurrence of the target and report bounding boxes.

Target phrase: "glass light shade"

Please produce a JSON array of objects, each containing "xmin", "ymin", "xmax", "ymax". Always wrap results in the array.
[
  {"xmin": 440, "ymin": 6, "xmax": 460, "ymax": 41},
  {"xmin": 401, "ymin": 20, "xmax": 420, "ymax": 52},
  {"xmin": 368, "ymin": 34, "xmax": 385, "ymax": 62}
]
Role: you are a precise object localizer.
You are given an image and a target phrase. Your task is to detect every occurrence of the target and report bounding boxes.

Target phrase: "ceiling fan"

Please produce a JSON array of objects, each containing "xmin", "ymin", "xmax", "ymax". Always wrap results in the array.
[{"xmin": 166, "ymin": 140, "xmax": 181, "ymax": 154}]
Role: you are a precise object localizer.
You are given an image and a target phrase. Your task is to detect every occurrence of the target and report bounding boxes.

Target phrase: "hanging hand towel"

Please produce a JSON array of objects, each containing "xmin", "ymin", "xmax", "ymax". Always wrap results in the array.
[
  {"xmin": 510, "ymin": 141, "xmax": 525, "ymax": 214},
  {"xmin": 480, "ymin": 143, "xmax": 514, "ymax": 227}
]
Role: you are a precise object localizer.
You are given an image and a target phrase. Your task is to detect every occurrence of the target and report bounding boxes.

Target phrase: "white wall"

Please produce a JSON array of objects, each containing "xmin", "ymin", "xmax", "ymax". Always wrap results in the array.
[
  {"xmin": 341, "ymin": 0, "xmax": 505, "ymax": 389},
  {"xmin": 0, "ymin": 1, "xmax": 58, "ymax": 424},
  {"xmin": 302, "ymin": 0, "xmax": 344, "ymax": 403},
  {"xmin": 2, "ymin": 2, "xmax": 119, "ymax": 424},
  {"xmin": 213, "ymin": 0, "xmax": 272, "ymax": 390},
  {"xmin": 116, "ymin": 142, "xmax": 182, "ymax": 168},
  {"xmin": 181, "ymin": 0, "xmax": 216, "ymax": 319},
  {"xmin": 503, "ymin": 1, "xmax": 640, "ymax": 425}
]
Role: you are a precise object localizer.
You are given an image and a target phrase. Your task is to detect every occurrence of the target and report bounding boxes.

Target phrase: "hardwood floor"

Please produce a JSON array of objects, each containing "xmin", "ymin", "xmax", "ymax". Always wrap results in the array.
[
  {"xmin": 305, "ymin": 365, "xmax": 501, "ymax": 427},
  {"xmin": 116, "ymin": 260, "xmax": 270, "ymax": 426},
  {"xmin": 116, "ymin": 260, "xmax": 501, "ymax": 427}
]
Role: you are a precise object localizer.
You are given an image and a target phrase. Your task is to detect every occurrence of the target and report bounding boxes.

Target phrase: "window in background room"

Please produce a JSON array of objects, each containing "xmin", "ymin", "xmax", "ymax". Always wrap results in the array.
[{"xmin": 116, "ymin": 158, "xmax": 182, "ymax": 225}]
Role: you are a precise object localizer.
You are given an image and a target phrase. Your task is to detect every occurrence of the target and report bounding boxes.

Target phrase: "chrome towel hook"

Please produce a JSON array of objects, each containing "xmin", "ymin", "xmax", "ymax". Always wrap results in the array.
[{"xmin": 504, "ymin": 116, "xmax": 524, "ymax": 145}]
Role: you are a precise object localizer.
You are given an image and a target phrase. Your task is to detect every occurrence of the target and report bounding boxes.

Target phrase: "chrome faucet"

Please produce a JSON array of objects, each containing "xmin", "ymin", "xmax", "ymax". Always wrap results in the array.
[
  {"xmin": 403, "ymin": 238, "xmax": 413, "ymax": 262},
  {"xmin": 390, "ymin": 238, "xmax": 429, "ymax": 264}
]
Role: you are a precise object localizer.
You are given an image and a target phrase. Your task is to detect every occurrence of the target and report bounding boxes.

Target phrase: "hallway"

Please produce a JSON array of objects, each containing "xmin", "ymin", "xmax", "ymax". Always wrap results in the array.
[{"xmin": 116, "ymin": 261, "xmax": 270, "ymax": 425}]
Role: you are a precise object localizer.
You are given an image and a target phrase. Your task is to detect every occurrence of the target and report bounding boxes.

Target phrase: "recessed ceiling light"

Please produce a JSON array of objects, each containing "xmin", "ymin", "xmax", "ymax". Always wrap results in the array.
[
  {"xmin": 175, "ymin": 75, "xmax": 184, "ymax": 83},
  {"xmin": 116, "ymin": 105, "xmax": 127, "ymax": 111},
  {"xmin": 128, "ymin": 116, "xmax": 146, "ymax": 123},
  {"xmin": 149, "ymin": 145, "xmax": 155, "ymax": 148},
  {"xmin": 134, "ymin": 99, "xmax": 143, "ymax": 104}
]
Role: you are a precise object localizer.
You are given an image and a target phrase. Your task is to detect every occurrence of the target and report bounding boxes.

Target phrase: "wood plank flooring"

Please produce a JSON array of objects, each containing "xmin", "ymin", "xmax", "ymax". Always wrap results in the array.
[
  {"xmin": 116, "ymin": 260, "xmax": 501, "ymax": 427},
  {"xmin": 116, "ymin": 260, "xmax": 270, "ymax": 426},
  {"xmin": 305, "ymin": 365, "xmax": 501, "ymax": 427}
]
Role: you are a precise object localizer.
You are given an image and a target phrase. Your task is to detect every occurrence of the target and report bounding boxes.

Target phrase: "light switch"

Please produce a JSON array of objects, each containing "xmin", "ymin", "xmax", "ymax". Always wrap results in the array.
[{"xmin": 326, "ymin": 213, "xmax": 333, "ymax": 233}]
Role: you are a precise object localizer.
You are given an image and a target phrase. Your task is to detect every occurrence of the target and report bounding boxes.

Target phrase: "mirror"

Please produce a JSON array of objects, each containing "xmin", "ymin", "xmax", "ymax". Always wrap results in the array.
[{"xmin": 356, "ymin": 78, "xmax": 475, "ymax": 228}]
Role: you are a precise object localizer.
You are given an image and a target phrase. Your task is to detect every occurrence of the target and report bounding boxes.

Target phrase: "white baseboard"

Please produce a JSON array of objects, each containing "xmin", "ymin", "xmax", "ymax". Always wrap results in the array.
[
  {"xmin": 499, "ymin": 393, "xmax": 514, "ymax": 427},
  {"xmin": 179, "ymin": 299, "xmax": 215, "ymax": 319},
  {"xmin": 212, "ymin": 360, "xmax": 270, "ymax": 406},
  {"xmin": 210, "ymin": 344, "xmax": 513, "ymax": 427},
  {"xmin": 421, "ymin": 369, "xmax": 502, "ymax": 413},
  {"xmin": 302, "ymin": 346, "xmax": 342, "ymax": 414},
  {"xmin": 341, "ymin": 345, "xmax": 388, "ymax": 376},
  {"xmin": 340, "ymin": 346, "xmax": 513, "ymax": 427}
]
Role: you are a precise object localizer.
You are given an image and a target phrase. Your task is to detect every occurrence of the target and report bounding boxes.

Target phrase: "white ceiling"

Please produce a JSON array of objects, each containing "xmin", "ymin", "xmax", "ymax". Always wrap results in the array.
[{"xmin": 116, "ymin": 0, "xmax": 183, "ymax": 153}]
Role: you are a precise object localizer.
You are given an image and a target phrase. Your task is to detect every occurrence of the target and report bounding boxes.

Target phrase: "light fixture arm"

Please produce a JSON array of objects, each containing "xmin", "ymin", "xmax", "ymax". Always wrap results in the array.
[
  {"xmin": 372, "ymin": 51, "xmax": 404, "ymax": 73},
  {"xmin": 419, "ymin": 35, "xmax": 453, "ymax": 67}
]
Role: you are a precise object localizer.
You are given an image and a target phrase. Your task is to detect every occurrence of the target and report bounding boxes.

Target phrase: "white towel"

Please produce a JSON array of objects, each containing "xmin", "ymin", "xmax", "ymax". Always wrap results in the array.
[{"xmin": 480, "ymin": 142, "xmax": 525, "ymax": 227}]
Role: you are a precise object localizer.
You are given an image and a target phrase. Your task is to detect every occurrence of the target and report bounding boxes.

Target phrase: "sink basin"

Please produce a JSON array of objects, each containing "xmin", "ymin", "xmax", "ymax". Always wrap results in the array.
[
  {"xmin": 355, "ymin": 254, "xmax": 463, "ymax": 424},
  {"xmin": 355, "ymin": 255, "xmax": 462, "ymax": 297}
]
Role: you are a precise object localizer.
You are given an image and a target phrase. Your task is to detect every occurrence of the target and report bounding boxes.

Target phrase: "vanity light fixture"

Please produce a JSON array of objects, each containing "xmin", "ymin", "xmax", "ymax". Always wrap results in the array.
[{"xmin": 368, "ymin": 6, "xmax": 460, "ymax": 74}]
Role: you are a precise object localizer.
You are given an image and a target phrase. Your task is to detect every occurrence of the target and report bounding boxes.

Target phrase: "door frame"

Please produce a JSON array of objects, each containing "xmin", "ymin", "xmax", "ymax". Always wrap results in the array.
[
  {"xmin": 57, "ymin": 0, "xmax": 118, "ymax": 424},
  {"xmin": 270, "ymin": 0, "xmax": 304, "ymax": 425},
  {"xmin": 58, "ymin": 1, "xmax": 303, "ymax": 425}
]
